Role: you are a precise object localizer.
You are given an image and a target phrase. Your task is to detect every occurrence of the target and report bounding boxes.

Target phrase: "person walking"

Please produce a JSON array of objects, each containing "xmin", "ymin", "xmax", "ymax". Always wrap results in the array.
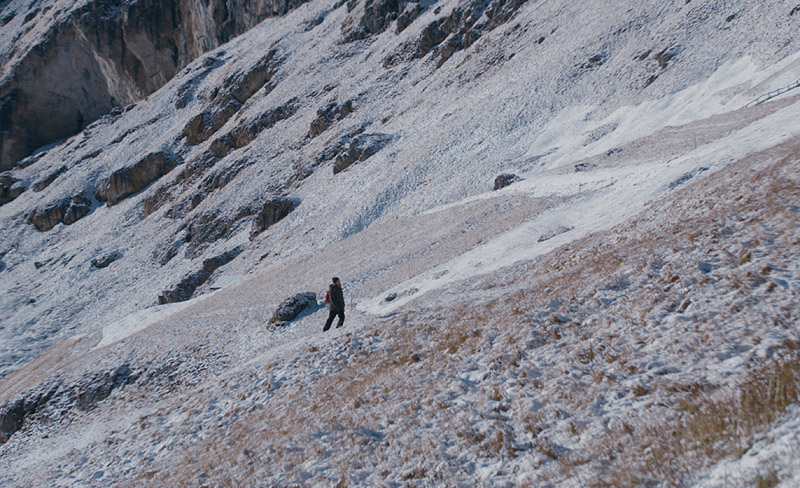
[{"xmin": 323, "ymin": 277, "xmax": 345, "ymax": 331}]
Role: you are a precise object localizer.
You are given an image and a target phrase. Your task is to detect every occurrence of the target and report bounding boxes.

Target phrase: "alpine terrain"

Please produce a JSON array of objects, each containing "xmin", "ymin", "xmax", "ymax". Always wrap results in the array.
[{"xmin": 1, "ymin": 0, "xmax": 800, "ymax": 486}]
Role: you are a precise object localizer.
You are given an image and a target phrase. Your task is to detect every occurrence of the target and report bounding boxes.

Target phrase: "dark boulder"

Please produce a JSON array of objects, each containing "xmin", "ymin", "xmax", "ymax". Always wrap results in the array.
[
  {"xmin": 268, "ymin": 292, "xmax": 318, "ymax": 326},
  {"xmin": 493, "ymin": 173, "xmax": 521, "ymax": 191}
]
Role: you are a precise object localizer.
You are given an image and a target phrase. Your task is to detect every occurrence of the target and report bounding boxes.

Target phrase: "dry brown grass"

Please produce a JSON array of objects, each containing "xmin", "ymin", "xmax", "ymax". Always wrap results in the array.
[
  {"xmin": 586, "ymin": 345, "xmax": 800, "ymax": 487},
  {"xmin": 123, "ymin": 139, "xmax": 800, "ymax": 488}
]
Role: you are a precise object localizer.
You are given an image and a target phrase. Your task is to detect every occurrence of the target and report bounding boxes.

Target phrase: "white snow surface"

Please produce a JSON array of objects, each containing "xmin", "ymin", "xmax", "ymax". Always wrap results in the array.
[{"xmin": 0, "ymin": 0, "xmax": 799, "ymax": 486}]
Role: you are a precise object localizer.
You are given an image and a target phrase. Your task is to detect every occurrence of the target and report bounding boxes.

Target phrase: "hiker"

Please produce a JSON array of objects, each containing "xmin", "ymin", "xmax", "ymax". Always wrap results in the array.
[{"xmin": 323, "ymin": 277, "xmax": 346, "ymax": 331}]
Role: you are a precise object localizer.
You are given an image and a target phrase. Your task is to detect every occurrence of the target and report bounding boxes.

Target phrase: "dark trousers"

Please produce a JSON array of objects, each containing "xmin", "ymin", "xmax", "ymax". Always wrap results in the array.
[{"xmin": 323, "ymin": 308, "xmax": 345, "ymax": 331}]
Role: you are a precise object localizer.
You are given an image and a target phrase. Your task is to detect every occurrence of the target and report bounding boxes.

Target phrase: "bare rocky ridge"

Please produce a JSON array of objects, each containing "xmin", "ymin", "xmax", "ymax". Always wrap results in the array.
[{"xmin": 0, "ymin": 0, "xmax": 313, "ymax": 171}]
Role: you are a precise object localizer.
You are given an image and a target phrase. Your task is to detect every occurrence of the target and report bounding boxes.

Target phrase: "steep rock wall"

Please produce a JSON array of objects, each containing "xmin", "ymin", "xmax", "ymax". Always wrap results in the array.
[{"xmin": 0, "ymin": 0, "xmax": 310, "ymax": 171}]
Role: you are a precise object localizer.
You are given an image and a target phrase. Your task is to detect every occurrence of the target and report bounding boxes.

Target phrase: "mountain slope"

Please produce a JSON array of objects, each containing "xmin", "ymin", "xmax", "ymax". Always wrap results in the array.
[{"xmin": 0, "ymin": 0, "xmax": 799, "ymax": 485}]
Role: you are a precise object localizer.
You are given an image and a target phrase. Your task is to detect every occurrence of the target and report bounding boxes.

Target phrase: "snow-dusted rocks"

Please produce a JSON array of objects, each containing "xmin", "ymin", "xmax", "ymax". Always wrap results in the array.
[
  {"xmin": 268, "ymin": 291, "xmax": 318, "ymax": 326},
  {"xmin": 493, "ymin": 173, "xmax": 521, "ymax": 190},
  {"xmin": 91, "ymin": 251, "xmax": 123, "ymax": 270},
  {"xmin": 250, "ymin": 197, "xmax": 299, "ymax": 239},
  {"xmin": 158, "ymin": 247, "xmax": 242, "ymax": 304},
  {"xmin": 95, "ymin": 151, "xmax": 182, "ymax": 207},
  {"xmin": 0, "ymin": 173, "xmax": 24, "ymax": 205},
  {"xmin": 26, "ymin": 194, "xmax": 92, "ymax": 232},
  {"xmin": 309, "ymin": 99, "xmax": 356, "ymax": 138},
  {"xmin": 333, "ymin": 133, "xmax": 396, "ymax": 174}
]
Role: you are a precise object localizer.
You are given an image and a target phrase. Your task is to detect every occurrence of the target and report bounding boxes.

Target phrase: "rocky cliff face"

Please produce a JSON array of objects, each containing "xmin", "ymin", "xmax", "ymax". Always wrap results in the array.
[{"xmin": 0, "ymin": 0, "xmax": 312, "ymax": 171}]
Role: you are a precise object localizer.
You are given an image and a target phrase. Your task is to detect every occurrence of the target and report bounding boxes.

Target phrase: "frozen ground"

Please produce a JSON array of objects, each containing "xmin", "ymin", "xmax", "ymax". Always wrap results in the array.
[{"xmin": 1, "ymin": 0, "xmax": 799, "ymax": 486}]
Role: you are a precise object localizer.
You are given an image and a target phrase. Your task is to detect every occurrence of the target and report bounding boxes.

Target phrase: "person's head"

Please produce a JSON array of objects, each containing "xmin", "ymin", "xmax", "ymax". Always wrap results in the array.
[{"xmin": 332, "ymin": 277, "xmax": 340, "ymax": 285}]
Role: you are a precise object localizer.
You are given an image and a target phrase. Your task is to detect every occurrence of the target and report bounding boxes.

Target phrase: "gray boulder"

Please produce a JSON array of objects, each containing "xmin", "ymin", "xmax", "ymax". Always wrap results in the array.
[
  {"xmin": 268, "ymin": 292, "xmax": 318, "ymax": 326},
  {"xmin": 493, "ymin": 173, "xmax": 522, "ymax": 190}
]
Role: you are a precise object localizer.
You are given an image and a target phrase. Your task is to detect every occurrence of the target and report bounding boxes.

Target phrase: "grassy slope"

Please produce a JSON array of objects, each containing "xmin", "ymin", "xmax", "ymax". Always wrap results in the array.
[{"xmin": 118, "ymin": 118, "xmax": 800, "ymax": 487}]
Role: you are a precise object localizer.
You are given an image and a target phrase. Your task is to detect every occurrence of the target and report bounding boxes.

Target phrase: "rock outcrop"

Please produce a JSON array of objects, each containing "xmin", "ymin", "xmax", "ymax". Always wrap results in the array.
[
  {"xmin": 308, "ymin": 100, "xmax": 356, "ymax": 139},
  {"xmin": 250, "ymin": 197, "xmax": 300, "ymax": 239},
  {"xmin": 158, "ymin": 247, "xmax": 242, "ymax": 304},
  {"xmin": 96, "ymin": 151, "xmax": 182, "ymax": 206},
  {"xmin": 182, "ymin": 50, "xmax": 284, "ymax": 146},
  {"xmin": 385, "ymin": 0, "xmax": 529, "ymax": 67},
  {"xmin": 91, "ymin": 251, "xmax": 123, "ymax": 269},
  {"xmin": 0, "ymin": 0, "xmax": 312, "ymax": 171},
  {"xmin": 0, "ymin": 363, "xmax": 137, "ymax": 444},
  {"xmin": 27, "ymin": 194, "xmax": 93, "ymax": 232},
  {"xmin": 0, "ymin": 172, "xmax": 24, "ymax": 205},
  {"xmin": 341, "ymin": 0, "xmax": 423, "ymax": 42},
  {"xmin": 333, "ymin": 133, "xmax": 395, "ymax": 174}
]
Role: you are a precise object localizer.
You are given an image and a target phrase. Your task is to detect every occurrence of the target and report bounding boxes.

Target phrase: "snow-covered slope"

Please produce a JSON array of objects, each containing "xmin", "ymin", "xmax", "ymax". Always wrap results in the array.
[{"xmin": 1, "ymin": 0, "xmax": 799, "ymax": 485}]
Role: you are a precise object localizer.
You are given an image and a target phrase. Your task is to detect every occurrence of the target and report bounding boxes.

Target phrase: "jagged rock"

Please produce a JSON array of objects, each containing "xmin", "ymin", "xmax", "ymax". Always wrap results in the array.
[
  {"xmin": 493, "ymin": 173, "xmax": 521, "ymax": 190},
  {"xmin": 342, "ymin": 0, "xmax": 410, "ymax": 42},
  {"xmin": 0, "ymin": 377, "xmax": 61, "ymax": 444},
  {"xmin": 91, "ymin": 251, "xmax": 123, "ymax": 269},
  {"xmin": 386, "ymin": 0, "xmax": 529, "ymax": 68},
  {"xmin": 0, "ymin": 172, "xmax": 25, "ymax": 205},
  {"xmin": 182, "ymin": 98, "xmax": 243, "ymax": 146},
  {"xmin": 210, "ymin": 97, "xmax": 300, "ymax": 158},
  {"xmin": 96, "ymin": 151, "xmax": 182, "ymax": 206},
  {"xmin": 27, "ymin": 194, "xmax": 92, "ymax": 232},
  {"xmin": 308, "ymin": 100, "xmax": 356, "ymax": 138},
  {"xmin": 333, "ymin": 133, "xmax": 395, "ymax": 174},
  {"xmin": 32, "ymin": 166, "xmax": 67, "ymax": 192},
  {"xmin": 268, "ymin": 292, "xmax": 317, "ymax": 326},
  {"xmin": 0, "ymin": 363, "xmax": 139, "ymax": 443},
  {"xmin": 183, "ymin": 50, "xmax": 282, "ymax": 146},
  {"xmin": 250, "ymin": 197, "xmax": 300, "ymax": 239},
  {"xmin": 226, "ymin": 50, "xmax": 280, "ymax": 104},
  {"xmin": 158, "ymin": 247, "xmax": 243, "ymax": 304},
  {"xmin": 185, "ymin": 213, "xmax": 237, "ymax": 256},
  {"xmin": 397, "ymin": 3, "xmax": 425, "ymax": 33},
  {"xmin": 0, "ymin": 1, "xmax": 308, "ymax": 170}
]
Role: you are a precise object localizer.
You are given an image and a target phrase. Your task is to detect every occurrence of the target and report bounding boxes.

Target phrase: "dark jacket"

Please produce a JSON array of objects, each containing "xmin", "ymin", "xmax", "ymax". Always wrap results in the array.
[{"xmin": 328, "ymin": 283, "xmax": 345, "ymax": 311}]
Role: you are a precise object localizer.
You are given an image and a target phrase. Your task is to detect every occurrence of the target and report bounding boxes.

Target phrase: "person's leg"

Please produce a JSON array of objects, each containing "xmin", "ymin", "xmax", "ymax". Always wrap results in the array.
[
  {"xmin": 335, "ymin": 310, "xmax": 345, "ymax": 328},
  {"xmin": 323, "ymin": 309, "xmax": 337, "ymax": 331}
]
